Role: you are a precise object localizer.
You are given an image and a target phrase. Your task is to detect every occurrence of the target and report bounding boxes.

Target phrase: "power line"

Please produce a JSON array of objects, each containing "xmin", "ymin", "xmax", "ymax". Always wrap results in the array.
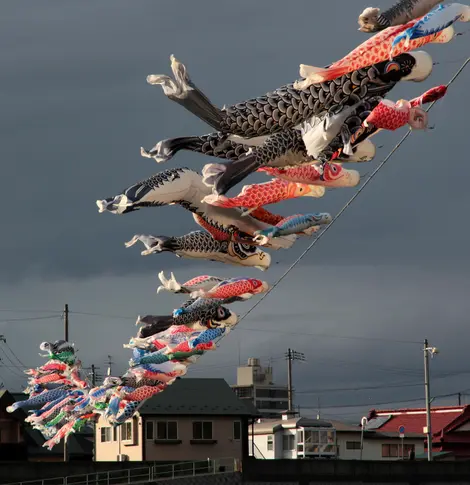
[
  {"xmin": 69, "ymin": 311, "xmax": 134, "ymax": 320},
  {"xmin": 0, "ymin": 315, "xmax": 59, "ymax": 323},
  {"xmin": 2, "ymin": 340, "xmax": 28, "ymax": 368},
  {"xmin": 238, "ymin": 326, "xmax": 422, "ymax": 346},
  {"xmin": 69, "ymin": 307, "xmax": 421, "ymax": 346},
  {"xmin": 299, "ymin": 389, "xmax": 470, "ymax": 411},
  {"xmin": 296, "ymin": 369, "xmax": 470, "ymax": 394},
  {"xmin": 0, "ymin": 347, "xmax": 27, "ymax": 379},
  {"xmin": 0, "ymin": 309, "xmax": 62, "ymax": 314}
]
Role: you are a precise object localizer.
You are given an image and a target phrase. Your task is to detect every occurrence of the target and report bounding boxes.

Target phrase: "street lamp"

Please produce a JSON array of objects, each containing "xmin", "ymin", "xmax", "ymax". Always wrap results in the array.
[
  {"xmin": 423, "ymin": 339, "xmax": 439, "ymax": 462},
  {"xmin": 360, "ymin": 416, "xmax": 367, "ymax": 460}
]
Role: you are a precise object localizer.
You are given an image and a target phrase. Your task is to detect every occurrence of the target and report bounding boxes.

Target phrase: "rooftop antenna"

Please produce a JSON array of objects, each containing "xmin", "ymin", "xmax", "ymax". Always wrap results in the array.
[{"xmin": 105, "ymin": 355, "xmax": 115, "ymax": 376}]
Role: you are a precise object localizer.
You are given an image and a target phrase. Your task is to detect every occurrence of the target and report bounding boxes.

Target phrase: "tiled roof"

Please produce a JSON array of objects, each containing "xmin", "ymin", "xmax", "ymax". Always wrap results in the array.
[
  {"xmin": 139, "ymin": 378, "xmax": 259, "ymax": 416},
  {"xmin": 366, "ymin": 406, "xmax": 468, "ymax": 435}
]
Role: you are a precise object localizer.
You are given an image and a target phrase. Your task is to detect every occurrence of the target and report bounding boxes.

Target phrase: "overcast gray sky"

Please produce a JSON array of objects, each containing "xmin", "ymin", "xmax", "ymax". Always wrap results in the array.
[{"xmin": 1, "ymin": 0, "xmax": 470, "ymax": 422}]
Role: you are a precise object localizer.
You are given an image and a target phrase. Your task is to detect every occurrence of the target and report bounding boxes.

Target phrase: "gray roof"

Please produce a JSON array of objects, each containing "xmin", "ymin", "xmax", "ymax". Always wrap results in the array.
[
  {"xmin": 364, "ymin": 415, "xmax": 392, "ymax": 430},
  {"xmin": 327, "ymin": 420, "xmax": 363, "ymax": 432},
  {"xmin": 139, "ymin": 378, "xmax": 259, "ymax": 416}
]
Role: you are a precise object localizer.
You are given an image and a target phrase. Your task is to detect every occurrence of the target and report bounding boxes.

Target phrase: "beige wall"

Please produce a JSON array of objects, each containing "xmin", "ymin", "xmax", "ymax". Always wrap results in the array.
[
  {"xmin": 95, "ymin": 414, "xmax": 244, "ymax": 462},
  {"xmin": 95, "ymin": 414, "xmax": 143, "ymax": 462},
  {"xmin": 144, "ymin": 416, "xmax": 243, "ymax": 461}
]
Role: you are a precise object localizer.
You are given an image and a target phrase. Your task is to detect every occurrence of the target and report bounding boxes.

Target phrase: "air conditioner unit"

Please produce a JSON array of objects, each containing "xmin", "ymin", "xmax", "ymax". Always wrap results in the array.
[{"xmin": 117, "ymin": 454, "xmax": 129, "ymax": 461}]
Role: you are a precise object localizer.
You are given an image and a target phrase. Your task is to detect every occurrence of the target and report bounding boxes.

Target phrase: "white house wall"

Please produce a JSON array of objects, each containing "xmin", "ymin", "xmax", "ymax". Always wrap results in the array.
[
  {"xmin": 337, "ymin": 433, "xmax": 425, "ymax": 460},
  {"xmin": 251, "ymin": 429, "xmax": 425, "ymax": 461},
  {"xmin": 282, "ymin": 429, "xmax": 297, "ymax": 459}
]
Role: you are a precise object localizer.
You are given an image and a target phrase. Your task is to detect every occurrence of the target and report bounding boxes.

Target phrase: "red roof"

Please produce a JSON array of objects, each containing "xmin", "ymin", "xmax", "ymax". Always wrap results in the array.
[{"xmin": 367, "ymin": 405, "xmax": 470, "ymax": 436}]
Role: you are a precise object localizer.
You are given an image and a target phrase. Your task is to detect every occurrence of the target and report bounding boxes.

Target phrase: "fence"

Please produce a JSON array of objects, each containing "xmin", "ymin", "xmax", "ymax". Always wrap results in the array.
[{"xmin": 4, "ymin": 457, "xmax": 239, "ymax": 485}]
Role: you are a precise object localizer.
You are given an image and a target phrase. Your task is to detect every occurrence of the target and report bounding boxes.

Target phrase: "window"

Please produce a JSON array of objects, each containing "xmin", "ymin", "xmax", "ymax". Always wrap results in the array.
[
  {"xmin": 283, "ymin": 434, "xmax": 295, "ymax": 451},
  {"xmin": 121, "ymin": 422, "xmax": 133, "ymax": 442},
  {"xmin": 145, "ymin": 421, "xmax": 154, "ymax": 440},
  {"xmin": 193, "ymin": 421, "xmax": 213, "ymax": 440},
  {"xmin": 112, "ymin": 427, "xmax": 117, "ymax": 442},
  {"xmin": 382, "ymin": 444, "xmax": 415, "ymax": 458},
  {"xmin": 382, "ymin": 444, "xmax": 399, "ymax": 458},
  {"xmin": 300, "ymin": 428, "xmax": 336, "ymax": 454},
  {"xmin": 256, "ymin": 400, "xmax": 289, "ymax": 410},
  {"xmin": 100, "ymin": 427, "xmax": 111, "ymax": 443},
  {"xmin": 267, "ymin": 435, "xmax": 273, "ymax": 451},
  {"xmin": 256, "ymin": 388, "xmax": 289, "ymax": 399},
  {"xmin": 156, "ymin": 421, "xmax": 178, "ymax": 440},
  {"xmin": 233, "ymin": 421, "xmax": 241, "ymax": 440},
  {"xmin": 233, "ymin": 387, "xmax": 253, "ymax": 398},
  {"xmin": 346, "ymin": 441, "xmax": 362, "ymax": 450}
]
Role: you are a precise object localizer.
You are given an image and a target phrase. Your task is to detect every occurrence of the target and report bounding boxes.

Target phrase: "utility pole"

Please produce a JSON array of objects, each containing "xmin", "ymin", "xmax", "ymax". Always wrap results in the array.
[
  {"xmin": 285, "ymin": 348, "xmax": 306, "ymax": 412},
  {"xmin": 424, "ymin": 339, "xmax": 439, "ymax": 462},
  {"xmin": 85, "ymin": 365, "xmax": 101, "ymax": 386},
  {"xmin": 63, "ymin": 304, "xmax": 69, "ymax": 463},
  {"xmin": 64, "ymin": 304, "xmax": 69, "ymax": 342},
  {"xmin": 458, "ymin": 392, "xmax": 462, "ymax": 406}
]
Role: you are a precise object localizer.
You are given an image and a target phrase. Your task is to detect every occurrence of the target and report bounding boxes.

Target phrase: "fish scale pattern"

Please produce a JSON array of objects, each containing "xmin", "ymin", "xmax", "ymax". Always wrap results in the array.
[{"xmin": 219, "ymin": 67, "xmax": 396, "ymax": 138}]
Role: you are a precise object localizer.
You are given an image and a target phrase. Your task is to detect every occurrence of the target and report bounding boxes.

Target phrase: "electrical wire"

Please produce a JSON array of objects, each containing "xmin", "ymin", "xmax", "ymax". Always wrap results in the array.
[
  {"xmin": 299, "ymin": 389, "xmax": 470, "ymax": 410},
  {"xmin": 237, "ymin": 326, "xmax": 422, "ymax": 346},
  {"xmin": 0, "ymin": 308, "xmax": 62, "ymax": 314},
  {"xmin": 0, "ymin": 347, "xmax": 27, "ymax": 379},
  {"xmin": 0, "ymin": 315, "xmax": 59, "ymax": 323},
  {"xmin": 3, "ymin": 340, "xmax": 28, "ymax": 368},
  {"xmin": 69, "ymin": 311, "xmax": 134, "ymax": 320}
]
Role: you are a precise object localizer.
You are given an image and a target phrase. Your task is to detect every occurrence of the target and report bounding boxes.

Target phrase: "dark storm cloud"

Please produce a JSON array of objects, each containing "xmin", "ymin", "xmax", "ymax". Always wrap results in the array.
[
  {"xmin": 1, "ymin": 0, "xmax": 469, "ymax": 281},
  {"xmin": 1, "ymin": 0, "xmax": 470, "ymax": 419}
]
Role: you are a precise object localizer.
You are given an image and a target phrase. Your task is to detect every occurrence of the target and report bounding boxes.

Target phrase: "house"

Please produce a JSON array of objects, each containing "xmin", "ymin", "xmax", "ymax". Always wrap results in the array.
[
  {"xmin": 95, "ymin": 378, "xmax": 259, "ymax": 462},
  {"xmin": 331, "ymin": 419, "xmax": 425, "ymax": 460},
  {"xmin": 2, "ymin": 390, "xmax": 93, "ymax": 462},
  {"xmin": 365, "ymin": 405, "xmax": 470, "ymax": 460},
  {"xmin": 249, "ymin": 414, "xmax": 336, "ymax": 459},
  {"xmin": 231, "ymin": 358, "xmax": 289, "ymax": 418},
  {"xmin": 249, "ymin": 413, "xmax": 425, "ymax": 460}
]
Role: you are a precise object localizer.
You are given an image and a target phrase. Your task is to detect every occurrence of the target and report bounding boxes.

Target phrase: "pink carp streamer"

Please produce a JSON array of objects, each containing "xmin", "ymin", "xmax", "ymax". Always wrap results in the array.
[
  {"xmin": 203, "ymin": 179, "xmax": 325, "ymax": 213},
  {"xmin": 295, "ymin": 17, "xmax": 454, "ymax": 88},
  {"xmin": 259, "ymin": 163, "xmax": 360, "ymax": 188}
]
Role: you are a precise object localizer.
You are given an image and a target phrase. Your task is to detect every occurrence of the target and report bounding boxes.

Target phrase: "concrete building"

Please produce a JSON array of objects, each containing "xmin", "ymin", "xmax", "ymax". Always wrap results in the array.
[
  {"xmin": 231, "ymin": 358, "xmax": 289, "ymax": 418},
  {"xmin": 249, "ymin": 414, "xmax": 425, "ymax": 460},
  {"xmin": 95, "ymin": 378, "xmax": 258, "ymax": 462}
]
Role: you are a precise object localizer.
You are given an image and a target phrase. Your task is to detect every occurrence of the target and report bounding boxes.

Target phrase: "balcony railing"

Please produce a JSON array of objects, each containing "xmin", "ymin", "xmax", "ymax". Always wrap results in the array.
[{"xmin": 4, "ymin": 457, "xmax": 240, "ymax": 485}]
